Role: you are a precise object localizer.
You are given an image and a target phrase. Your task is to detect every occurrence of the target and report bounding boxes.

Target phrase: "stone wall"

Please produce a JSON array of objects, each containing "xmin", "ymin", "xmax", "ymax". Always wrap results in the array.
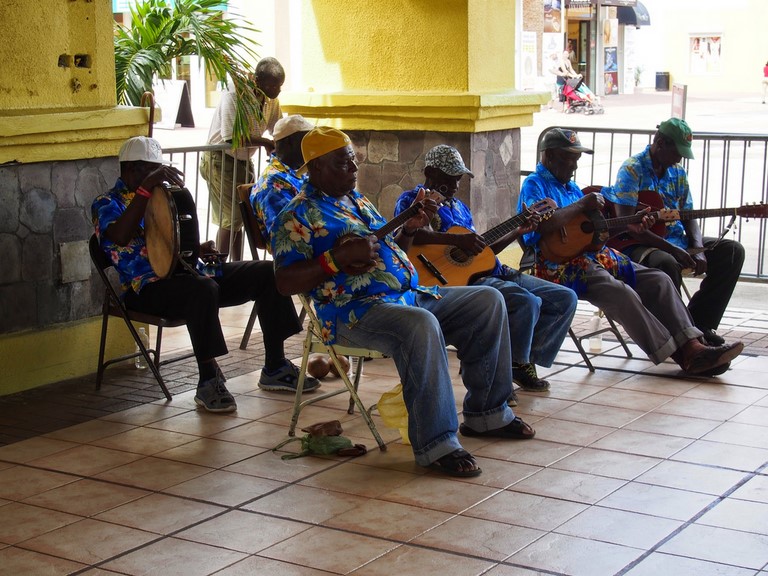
[
  {"xmin": 0, "ymin": 158, "xmax": 118, "ymax": 334},
  {"xmin": 346, "ymin": 128, "xmax": 522, "ymax": 233}
]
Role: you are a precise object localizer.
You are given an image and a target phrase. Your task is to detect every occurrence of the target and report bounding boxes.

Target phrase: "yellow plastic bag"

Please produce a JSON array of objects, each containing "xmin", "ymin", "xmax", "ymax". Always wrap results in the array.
[{"xmin": 376, "ymin": 383, "xmax": 410, "ymax": 445}]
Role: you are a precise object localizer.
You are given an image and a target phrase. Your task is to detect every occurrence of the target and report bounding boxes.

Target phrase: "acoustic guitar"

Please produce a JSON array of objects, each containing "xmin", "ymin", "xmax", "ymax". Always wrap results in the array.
[
  {"xmin": 407, "ymin": 199, "xmax": 556, "ymax": 286},
  {"xmin": 604, "ymin": 190, "xmax": 768, "ymax": 253}
]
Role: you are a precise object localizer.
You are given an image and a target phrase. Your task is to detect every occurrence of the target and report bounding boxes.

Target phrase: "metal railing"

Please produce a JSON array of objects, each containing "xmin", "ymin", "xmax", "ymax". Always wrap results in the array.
[
  {"xmin": 526, "ymin": 126, "xmax": 768, "ymax": 281},
  {"xmin": 161, "ymin": 144, "xmax": 266, "ymax": 260}
]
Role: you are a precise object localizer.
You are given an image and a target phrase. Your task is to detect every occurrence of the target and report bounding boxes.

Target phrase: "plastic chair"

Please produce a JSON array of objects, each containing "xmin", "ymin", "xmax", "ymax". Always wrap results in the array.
[
  {"xmin": 288, "ymin": 295, "xmax": 387, "ymax": 451},
  {"xmin": 89, "ymin": 234, "xmax": 190, "ymax": 400}
]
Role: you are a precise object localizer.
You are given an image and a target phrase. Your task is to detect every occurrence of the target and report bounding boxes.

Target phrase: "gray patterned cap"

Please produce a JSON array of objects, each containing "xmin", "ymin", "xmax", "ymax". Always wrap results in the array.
[{"xmin": 424, "ymin": 145, "xmax": 474, "ymax": 178}]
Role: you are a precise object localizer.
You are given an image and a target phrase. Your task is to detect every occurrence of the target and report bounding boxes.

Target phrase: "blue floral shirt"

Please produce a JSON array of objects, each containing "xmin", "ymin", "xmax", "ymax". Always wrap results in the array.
[
  {"xmin": 395, "ymin": 186, "xmax": 504, "ymax": 277},
  {"xmin": 92, "ymin": 179, "xmax": 159, "ymax": 294},
  {"xmin": 272, "ymin": 181, "xmax": 439, "ymax": 343},
  {"xmin": 607, "ymin": 144, "xmax": 691, "ymax": 250},
  {"xmin": 518, "ymin": 163, "xmax": 635, "ymax": 295},
  {"xmin": 250, "ymin": 153, "xmax": 307, "ymax": 247}
]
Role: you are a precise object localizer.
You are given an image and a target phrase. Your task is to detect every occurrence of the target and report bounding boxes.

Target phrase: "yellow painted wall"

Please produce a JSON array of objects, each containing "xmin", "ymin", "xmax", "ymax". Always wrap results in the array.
[
  {"xmin": 1, "ymin": 319, "xmax": 136, "ymax": 396},
  {"xmin": 0, "ymin": 0, "xmax": 116, "ymax": 111}
]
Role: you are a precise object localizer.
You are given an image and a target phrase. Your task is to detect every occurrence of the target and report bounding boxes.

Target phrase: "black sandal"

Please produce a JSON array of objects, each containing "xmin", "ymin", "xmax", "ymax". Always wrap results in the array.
[
  {"xmin": 459, "ymin": 417, "xmax": 536, "ymax": 440},
  {"xmin": 428, "ymin": 449, "xmax": 482, "ymax": 478}
]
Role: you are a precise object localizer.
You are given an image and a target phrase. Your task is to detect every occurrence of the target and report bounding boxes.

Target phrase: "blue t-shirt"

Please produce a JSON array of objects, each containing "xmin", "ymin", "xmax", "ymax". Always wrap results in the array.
[{"xmin": 272, "ymin": 181, "xmax": 439, "ymax": 343}]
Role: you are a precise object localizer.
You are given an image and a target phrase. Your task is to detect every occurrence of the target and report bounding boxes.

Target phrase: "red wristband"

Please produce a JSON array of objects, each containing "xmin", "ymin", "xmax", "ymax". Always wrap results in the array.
[
  {"xmin": 135, "ymin": 186, "xmax": 151, "ymax": 198},
  {"xmin": 318, "ymin": 253, "xmax": 336, "ymax": 276}
]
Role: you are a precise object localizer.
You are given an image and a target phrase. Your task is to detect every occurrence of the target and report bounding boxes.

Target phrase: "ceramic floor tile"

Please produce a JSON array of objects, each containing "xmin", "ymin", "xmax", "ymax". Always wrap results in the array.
[
  {"xmin": 260, "ymin": 525, "xmax": 398, "ymax": 573},
  {"xmin": 634, "ymin": 460, "xmax": 748, "ymax": 495},
  {"xmin": 145, "ymin": 411, "xmax": 252, "ymax": 436},
  {"xmin": 526, "ymin": 417, "xmax": 616, "ymax": 446},
  {"xmin": 28, "ymin": 445, "xmax": 144, "ymax": 477},
  {"xmin": 658, "ymin": 523, "xmax": 768, "ymax": 569},
  {"xmin": 654, "ymin": 396, "xmax": 747, "ymax": 421},
  {"xmin": 583, "ymin": 387, "xmax": 674, "ymax": 412},
  {"xmin": 100, "ymin": 403, "xmax": 191, "ymax": 426},
  {"xmin": 624, "ymin": 552, "xmax": 758, "ymax": 576},
  {"xmin": 612, "ymin": 373, "xmax": 700, "ymax": 396},
  {"xmin": 412, "ymin": 515, "xmax": 545, "ymax": 561},
  {"xmin": 537, "ymin": 380, "xmax": 605, "ymax": 402},
  {"xmin": 551, "ymin": 447, "xmax": 661, "ymax": 480},
  {"xmin": 224, "ymin": 450, "xmax": 342, "ymax": 483},
  {"xmin": 507, "ymin": 532, "xmax": 643, "ymax": 576},
  {"xmin": 93, "ymin": 455, "xmax": 212, "ymax": 491},
  {"xmin": 0, "ymin": 502, "xmax": 81, "ymax": 545},
  {"xmin": 730, "ymin": 474, "xmax": 768, "ymax": 503},
  {"xmin": 210, "ymin": 420, "xmax": 297, "ymax": 449},
  {"xmin": 703, "ymin": 421, "xmax": 768, "ymax": 450},
  {"xmin": 731, "ymin": 405, "xmax": 768, "ymax": 427},
  {"xmin": 671, "ymin": 439, "xmax": 768, "ymax": 471},
  {"xmin": 511, "ymin": 396, "xmax": 576, "ymax": 418},
  {"xmin": 175, "ymin": 510, "xmax": 310, "ymax": 554},
  {"xmin": 101, "ymin": 536, "xmax": 247, "ymax": 576},
  {"xmin": 324, "ymin": 498, "xmax": 453, "ymax": 541},
  {"xmin": 455, "ymin": 459, "xmax": 542, "ymax": 490},
  {"xmin": 42, "ymin": 419, "xmax": 136, "ymax": 444},
  {"xmin": 22, "ymin": 478, "xmax": 149, "ymax": 516},
  {"xmin": 623, "ymin": 411, "xmax": 721, "ymax": 438},
  {"xmin": 350, "ymin": 543, "xmax": 495, "ymax": 575},
  {"xmin": 0, "ymin": 436, "xmax": 79, "ymax": 464},
  {"xmin": 590, "ymin": 428, "xmax": 694, "ymax": 458},
  {"xmin": 463, "ymin": 491, "xmax": 588, "ymax": 532},
  {"xmin": 94, "ymin": 493, "xmax": 223, "ymax": 535},
  {"xmin": 19, "ymin": 518, "xmax": 158, "ymax": 565},
  {"xmin": 213, "ymin": 556, "xmax": 338, "ymax": 575},
  {"xmin": 378, "ymin": 473, "xmax": 500, "ymax": 514},
  {"xmin": 153, "ymin": 437, "xmax": 264, "ymax": 468},
  {"xmin": 472, "ymin": 438, "xmax": 580, "ymax": 467},
  {"xmin": 0, "ymin": 546, "xmax": 86, "ymax": 575},
  {"xmin": 243, "ymin": 484, "xmax": 370, "ymax": 524},
  {"xmin": 510, "ymin": 468, "xmax": 626, "ymax": 504},
  {"xmin": 544, "ymin": 401, "xmax": 645, "ymax": 428},
  {"xmin": 299, "ymin": 460, "xmax": 421, "ymax": 499},
  {"xmin": 0, "ymin": 466, "xmax": 78, "ymax": 500},
  {"xmin": 164, "ymin": 469, "xmax": 284, "ymax": 507},
  {"xmin": 555, "ymin": 506, "xmax": 682, "ymax": 549},
  {"xmin": 90, "ymin": 426, "xmax": 199, "ymax": 455},
  {"xmin": 598, "ymin": 482, "xmax": 717, "ymax": 521},
  {"xmin": 682, "ymin": 383, "xmax": 768, "ymax": 405},
  {"xmin": 697, "ymin": 498, "xmax": 768, "ymax": 534}
]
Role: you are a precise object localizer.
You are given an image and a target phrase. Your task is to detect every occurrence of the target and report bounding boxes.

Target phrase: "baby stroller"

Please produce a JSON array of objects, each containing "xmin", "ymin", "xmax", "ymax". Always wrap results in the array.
[{"xmin": 561, "ymin": 77, "xmax": 605, "ymax": 115}]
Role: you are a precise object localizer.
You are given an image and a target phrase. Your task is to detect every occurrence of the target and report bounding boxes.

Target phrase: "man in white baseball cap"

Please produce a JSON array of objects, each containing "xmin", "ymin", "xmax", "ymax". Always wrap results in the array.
[
  {"xmin": 250, "ymin": 115, "xmax": 315, "ymax": 246},
  {"xmin": 91, "ymin": 135, "xmax": 317, "ymax": 413}
]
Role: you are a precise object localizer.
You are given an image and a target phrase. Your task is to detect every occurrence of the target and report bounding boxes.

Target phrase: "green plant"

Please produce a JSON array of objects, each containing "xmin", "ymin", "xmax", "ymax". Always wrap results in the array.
[
  {"xmin": 634, "ymin": 65, "xmax": 644, "ymax": 86},
  {"xmin": 114, "ymin": 0, "xmax": 262, "ymax": 147}
]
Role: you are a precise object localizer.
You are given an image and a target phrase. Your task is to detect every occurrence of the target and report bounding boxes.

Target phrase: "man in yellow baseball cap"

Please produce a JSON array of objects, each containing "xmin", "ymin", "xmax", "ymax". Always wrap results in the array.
[{"xmin": 271, "ymin": 127, "xmax": 536, "ymax": 479}]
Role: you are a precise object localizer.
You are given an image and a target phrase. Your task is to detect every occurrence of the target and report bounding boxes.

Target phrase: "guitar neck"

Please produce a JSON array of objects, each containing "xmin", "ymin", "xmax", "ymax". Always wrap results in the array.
[
  {"xmin": 602, "ymin": 212, "xmax": 652, "ymax": 235},
  {"xmin": 481, "ymin": 213, "xmax": 531, "ymax": 245},
  {"xmin": 679, "ymin": 207, "xmax": 740, "ymax": 220},
  {"xmin": 374, "ymin": 202, "xmax": 423, "ymax": 239}
]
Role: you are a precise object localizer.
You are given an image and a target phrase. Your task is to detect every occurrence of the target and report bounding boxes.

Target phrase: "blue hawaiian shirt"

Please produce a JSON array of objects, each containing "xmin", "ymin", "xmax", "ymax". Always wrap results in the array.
[
  {"xmin": 518, "ymin": 163, "xmax": 635, "ymax": 295},
  {"xmin": 272, "ymin": 181, "xmax": 439, "ymax": 343},
  {"xmin": 607, "ymin": 145, "xmax": 691, "ymax": 250},
  {"xmin": 250, "ymin": 153, "xmax": 307, "ymax": 247},
  {"xmin": 395, "ymin": 186, "xmax": 504, "ymax": 277}
]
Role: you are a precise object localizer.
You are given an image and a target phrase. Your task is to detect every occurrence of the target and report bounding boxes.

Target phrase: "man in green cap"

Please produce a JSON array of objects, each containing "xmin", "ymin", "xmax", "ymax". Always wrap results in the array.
[{"xmin": 606, "ymin": 118, "xmax": 744, "ymax": 346}]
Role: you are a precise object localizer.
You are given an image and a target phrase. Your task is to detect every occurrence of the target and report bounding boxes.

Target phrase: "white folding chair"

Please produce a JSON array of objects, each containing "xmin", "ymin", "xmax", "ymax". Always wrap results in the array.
[{"xmin": 288, "ymin": 295, "xmax": 387, "ymax": 451}]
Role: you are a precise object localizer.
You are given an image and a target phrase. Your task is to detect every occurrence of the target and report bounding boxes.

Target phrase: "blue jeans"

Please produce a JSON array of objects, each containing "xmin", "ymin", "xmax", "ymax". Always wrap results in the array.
[
  {"xmin": 334, "ymin": 285, "xmax": 516, "ymax": 467},
  {"xmin": 476, "ymin": 270, "xmax": 577, "ymax": 367}
]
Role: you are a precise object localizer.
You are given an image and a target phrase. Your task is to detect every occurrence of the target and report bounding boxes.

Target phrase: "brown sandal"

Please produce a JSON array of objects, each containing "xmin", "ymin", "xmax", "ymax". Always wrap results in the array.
[
  {"xmin": 459, "ymin": 417, "xmax": 536, "ymax": 440},
  {"xmin": 428, "ymin": 449, "xmax": 482, "ymax": 477}
]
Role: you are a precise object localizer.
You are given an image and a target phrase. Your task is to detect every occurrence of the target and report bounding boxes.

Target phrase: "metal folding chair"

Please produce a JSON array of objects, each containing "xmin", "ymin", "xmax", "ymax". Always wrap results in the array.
[{"xmin": 288, "ymin": 295, "xmax": 387, "ymax": 451}]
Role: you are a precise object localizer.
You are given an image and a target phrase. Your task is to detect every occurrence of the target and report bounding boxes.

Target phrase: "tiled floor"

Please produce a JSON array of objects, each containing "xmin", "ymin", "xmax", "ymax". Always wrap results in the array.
[{"xmin": 2, "ymin": 302, "xmax": 768, "ymax": 575}]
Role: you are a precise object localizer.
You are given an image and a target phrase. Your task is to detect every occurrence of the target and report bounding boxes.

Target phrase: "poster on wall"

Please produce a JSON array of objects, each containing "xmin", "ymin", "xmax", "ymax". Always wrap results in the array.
[
  {"xmin": 690, "ymin": 35, "xmax": 722, "ymax": 74},
  {"xmin": 521, "ymin": 31, "xmax": 538, "ymax": 90},
  {"xmin": 603, "ymin": 18, "xmax": 618, "ymax": 48},
  {"xmin": 544, "ymin": 0, "xmax": 563, "ymax": 33},
  {"xmin": 604, "ymin": 47, "xmax": 619, "ymax": 95}
]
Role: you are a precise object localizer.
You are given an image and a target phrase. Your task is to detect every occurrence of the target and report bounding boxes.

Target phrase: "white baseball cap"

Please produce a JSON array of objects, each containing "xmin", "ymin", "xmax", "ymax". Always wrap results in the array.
[
  {"xmin": 118, "ymin": 136, "xmax": 166, "ymax": 164},
  {"xmin": 272, "ymin": 115, "xmax": 315, "ymax": 141}
]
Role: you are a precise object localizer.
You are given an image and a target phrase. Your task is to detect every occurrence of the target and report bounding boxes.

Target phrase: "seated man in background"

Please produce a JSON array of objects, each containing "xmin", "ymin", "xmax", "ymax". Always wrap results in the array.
[
  {"xmin": 518, "ymin": 128, "xmax": 743, "ymax": 376},
  {"xmin": 92, "ymin": 136, "xmax": 318, "ymax": 414},
  {"xmin": 607, "ymin": 118, "xmax": 744, "ymax": 346},
  {"xmin": 272, "ymin": 127, "xmax": 535, "ymax": 478},
  {"xmin": 394, "ymin": 145, "xmax": 578, "ymax": 403},
  {"xmin": 251, "ymin": 114, "xmax": 315, "ymax": 246}
]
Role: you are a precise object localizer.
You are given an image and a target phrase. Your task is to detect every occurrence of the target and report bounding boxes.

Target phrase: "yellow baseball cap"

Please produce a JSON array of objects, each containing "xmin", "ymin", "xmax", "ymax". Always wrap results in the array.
[{"xmin": 297, "ymin": 126, "xmax": 351, "ymax": 174}]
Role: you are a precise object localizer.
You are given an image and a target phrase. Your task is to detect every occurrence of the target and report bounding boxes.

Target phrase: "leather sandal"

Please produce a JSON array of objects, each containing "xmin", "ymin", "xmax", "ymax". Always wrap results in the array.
[
  {"xmin": 427, "ymin": 449, "xmax": 482, "ymax": 478},
  {"xmin": 459, "ymin": 417, "xmax": 536, "ymax": 440}
]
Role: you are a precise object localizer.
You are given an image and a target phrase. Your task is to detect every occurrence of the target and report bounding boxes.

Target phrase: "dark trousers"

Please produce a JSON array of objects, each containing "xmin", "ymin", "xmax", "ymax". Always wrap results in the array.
[
  {"xmin": 627, "ymin": 237, "xmax": 744, "ymax": 331},
  {"xmin": 125, "ymin": 261, "xmax": 301, "ymax": 362}
]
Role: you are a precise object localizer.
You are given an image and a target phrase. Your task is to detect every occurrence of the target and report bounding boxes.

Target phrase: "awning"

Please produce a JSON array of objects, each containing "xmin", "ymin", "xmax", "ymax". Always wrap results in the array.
[{"xmin": 617, "ymin": 0, "xmax": 650, "ymax": 26}]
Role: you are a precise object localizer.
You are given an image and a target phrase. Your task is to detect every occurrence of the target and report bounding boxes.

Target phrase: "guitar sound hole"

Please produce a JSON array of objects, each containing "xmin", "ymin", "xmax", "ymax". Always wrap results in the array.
[{"xmin": 448, "ymin": 247, "xmax": 471, "ymax": 265}]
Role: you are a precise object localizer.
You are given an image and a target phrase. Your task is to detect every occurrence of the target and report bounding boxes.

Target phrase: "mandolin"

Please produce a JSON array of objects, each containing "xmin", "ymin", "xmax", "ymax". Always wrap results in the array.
[{"xmin": 408, "ymin": 199, "xmax": 556, "ymax": 286}]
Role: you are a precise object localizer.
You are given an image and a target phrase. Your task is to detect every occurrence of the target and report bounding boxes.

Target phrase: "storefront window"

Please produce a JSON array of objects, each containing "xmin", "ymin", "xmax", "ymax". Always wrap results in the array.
[{"xmin": 689, "ymin": 35, "xmax": 722, "ymax": 75}]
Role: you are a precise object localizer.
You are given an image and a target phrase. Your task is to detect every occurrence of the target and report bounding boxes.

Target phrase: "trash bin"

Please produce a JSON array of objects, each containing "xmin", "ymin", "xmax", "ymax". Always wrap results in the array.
[{"xmin": 656, "ymin": 71, "xmax": 670, "ymax": 91}]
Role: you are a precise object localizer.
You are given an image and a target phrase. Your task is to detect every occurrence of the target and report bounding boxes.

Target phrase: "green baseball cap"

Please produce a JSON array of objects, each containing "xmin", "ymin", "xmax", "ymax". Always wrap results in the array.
[{"xmin": 658, "ymin": 118, "xmax": 694, "ymax": 159}]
